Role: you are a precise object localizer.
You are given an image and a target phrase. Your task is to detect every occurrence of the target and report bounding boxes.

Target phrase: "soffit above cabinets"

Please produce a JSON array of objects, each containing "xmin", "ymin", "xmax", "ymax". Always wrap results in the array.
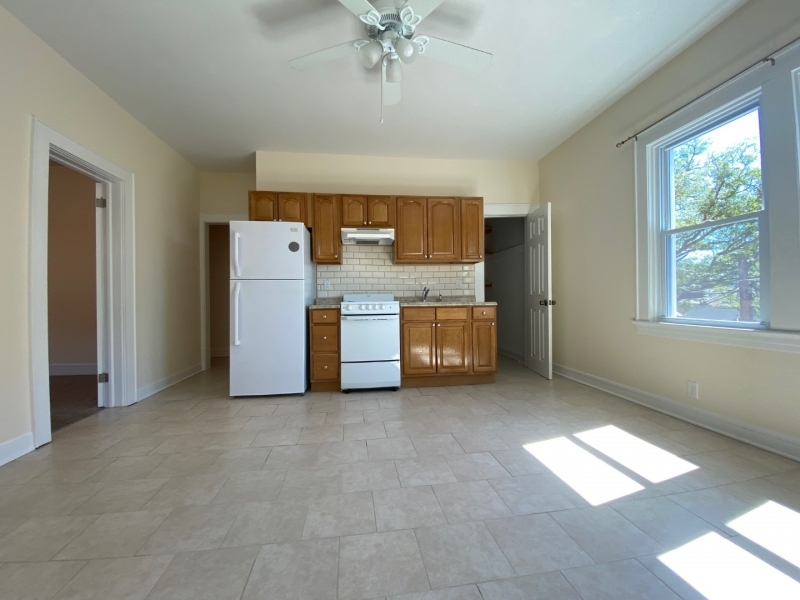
[{"xmin": 0, "ymin": 0, "xmax": 747, "ymax": 169}]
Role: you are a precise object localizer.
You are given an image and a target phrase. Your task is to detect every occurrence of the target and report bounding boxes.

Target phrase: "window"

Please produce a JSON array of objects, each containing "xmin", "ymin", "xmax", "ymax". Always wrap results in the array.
[
  {"xmin": 635, "ymin": 45, "xmax": 800, "ymax": 352},
  {"xmin": 664, "ymin": 110, "xmax": 766, "ymax": 326}
]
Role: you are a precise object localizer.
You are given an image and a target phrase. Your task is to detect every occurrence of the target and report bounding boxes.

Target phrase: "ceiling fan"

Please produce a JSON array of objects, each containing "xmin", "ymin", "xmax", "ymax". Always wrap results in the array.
[{"xmin": 289, "ymin": 0, "xmax": 492, "ymax": 107}]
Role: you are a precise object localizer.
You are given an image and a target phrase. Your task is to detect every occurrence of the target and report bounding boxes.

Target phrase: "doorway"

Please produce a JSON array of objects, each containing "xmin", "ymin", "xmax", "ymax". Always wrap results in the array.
[
  {"xmin": 484, "ymin": 217, "xmax": 526, "ymax": 363},
  {"xmin": 47, "ymin": 163, "xmax": 102, "ymax": 430},
  {"xmin": 208, "ymin": 224, "xmax": 230, "ymax": 365},
  {"xmin": 30, "ymin": 119, "xmax": 137, "ymax": 448}
]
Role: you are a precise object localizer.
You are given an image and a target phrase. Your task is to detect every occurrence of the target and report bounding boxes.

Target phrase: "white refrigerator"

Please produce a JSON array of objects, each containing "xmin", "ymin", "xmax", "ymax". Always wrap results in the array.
[{"xmin": 229, "ymin": 221, "xmax": 315, "ymax": 397}]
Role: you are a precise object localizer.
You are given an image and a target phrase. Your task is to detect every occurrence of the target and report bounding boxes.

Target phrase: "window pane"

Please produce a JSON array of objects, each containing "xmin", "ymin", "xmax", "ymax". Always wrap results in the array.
[
  {"xmin": 668, "ymin": 219, "xmax": 761, "ymax": 323},
  {"xmin": 670, "ymin": 110, "xmax": 763, "ymax": 229}
]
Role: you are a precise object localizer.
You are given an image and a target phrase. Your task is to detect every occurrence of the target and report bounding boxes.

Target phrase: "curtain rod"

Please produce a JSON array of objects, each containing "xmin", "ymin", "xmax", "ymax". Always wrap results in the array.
[{"xmin": 615, "ymin": 34, "xmax": 800, "ymax": 148}]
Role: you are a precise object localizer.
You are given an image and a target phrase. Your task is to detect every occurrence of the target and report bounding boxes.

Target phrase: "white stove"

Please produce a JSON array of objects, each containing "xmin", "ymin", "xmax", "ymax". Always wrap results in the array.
[{"xmin": 340, "ymin": 294, "xmax": 401, "ymax": 391}]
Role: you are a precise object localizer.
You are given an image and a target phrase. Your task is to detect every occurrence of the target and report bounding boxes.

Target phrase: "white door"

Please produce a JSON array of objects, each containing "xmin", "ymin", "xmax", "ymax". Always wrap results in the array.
[
  {"xmin": 230, "ymin": 279, "xmax": 306, "ymax": 396},
  {"xmin": 230, "ymin": 221, "xmax": 306, "ymax": 281},
  {"xmin": 95, "ymin": 182, "xmax": 109, "ymax": 407},
  {"xmin": 525, "ymin": 203, "xmax": 553, "ymax": 379}
]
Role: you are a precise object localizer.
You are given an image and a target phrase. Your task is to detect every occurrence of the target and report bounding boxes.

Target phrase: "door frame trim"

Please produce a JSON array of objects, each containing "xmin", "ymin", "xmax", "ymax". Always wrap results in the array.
[
  {"xmin": 30, "ymin": 118, "xmax": 137, "ymax": 447},
  {"xmin": 199, "ymin": 213, "xmax": 247, "ymax": 370}
]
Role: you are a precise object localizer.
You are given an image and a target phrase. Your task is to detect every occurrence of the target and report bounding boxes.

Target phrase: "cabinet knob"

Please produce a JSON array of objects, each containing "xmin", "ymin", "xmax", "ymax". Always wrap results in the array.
[
  {"xmin": 482, "ymin": 311, "xmax": 486, "ymax": 315},
  {"xmin": 368, "ymin": 221, "xmax": 371, "ymax": 225},
  {"xmin": 322, "ymin": 315, "xmax": 327, "ymax": 319},
  {"xmin": 323, "ymin": 336, "xmax": 327, "ymax": 340},
  {"xmin": 323, "ymin": 366, "xmax": 328, "ymax": 370},
  {"xmin": 480, "ymin": 255, "xmax": 483, "ymax": 259}
]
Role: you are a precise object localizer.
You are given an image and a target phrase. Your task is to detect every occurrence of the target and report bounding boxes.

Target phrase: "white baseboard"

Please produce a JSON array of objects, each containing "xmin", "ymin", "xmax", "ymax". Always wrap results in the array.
[
  {"xmin": 211, "ymin": 348, "xmax": 229, "ymax": 358},
  {"xmin": 553, "ymin": 364, "xmax": 800, "ymax": 463},
  {"xmin": 0, "ymin": 432, "xmax": 35, "ymax": 467},
  {"xmin": 137, "ymin": 363, "xmax": 203, "ymax": 402},
  {"xmin": 49, "ymin": 363, "xmax": 97, "ymax": 376},
  {"xmin": 499, "ymin": 349, "xmax": 524, "ymax": 363}
]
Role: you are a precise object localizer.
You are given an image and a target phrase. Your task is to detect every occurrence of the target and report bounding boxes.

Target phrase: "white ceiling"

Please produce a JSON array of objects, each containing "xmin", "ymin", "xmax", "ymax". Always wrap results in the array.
[{"xmin": 2, "ymin": 0, "xmax": 747, "ymax": 170}]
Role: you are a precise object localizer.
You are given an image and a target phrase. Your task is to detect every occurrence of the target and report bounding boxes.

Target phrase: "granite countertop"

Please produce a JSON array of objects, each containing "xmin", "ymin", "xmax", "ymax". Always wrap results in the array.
[{"xmin": 310, "ymin": 297, "xmax": 496, "ymax": 309}]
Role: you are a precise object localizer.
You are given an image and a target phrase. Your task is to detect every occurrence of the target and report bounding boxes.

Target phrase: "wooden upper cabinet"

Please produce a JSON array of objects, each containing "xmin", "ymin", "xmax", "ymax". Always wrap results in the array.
[
  {"xmin": 428, "ymin": 198, "xmax": 460, "ymax": 262},
  {"xmin": 313, "ymin": 195, "xmax": 341, "ymax": 264},
  {"xmin": 436, "ymin": 321, "xmax": 470, "ymax": 374},
  {"xmin": 402, "ymin": 321, "xmax": 437, "ymax": 376},
  {"xmin": 249, "ymin": 191, "xmax": 277, "ymax": 221},
  {"xmin": 471, "ymin": 320, "xmax": 497, "ymax": 374},
  {"xmin": 368, "ymin": 196, "xmax": 394, "ymax": 228},
  {"xmin": 341, "ymin": 195, "xmax": 368, "ymax": 227},
  {"xmin": 278, "ymin": 193, "xmax": 306, "ymax": 223},
  {"xmin": 396, "ymin": 197, "xmax": 428, "ymax": 262},
  {"xmin": 460, "ymin": 197, "xmax": 484, "ymax": 262}
]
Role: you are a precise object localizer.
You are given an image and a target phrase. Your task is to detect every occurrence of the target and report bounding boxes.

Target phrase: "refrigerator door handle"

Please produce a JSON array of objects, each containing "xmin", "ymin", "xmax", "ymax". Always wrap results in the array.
[
  {"xmin": 233, "ymin": 282, "xmax": 242, "ymax": 346},
  {"xmin": 234, "ymin": 232, "xmax": 242, "ymax": 277}
]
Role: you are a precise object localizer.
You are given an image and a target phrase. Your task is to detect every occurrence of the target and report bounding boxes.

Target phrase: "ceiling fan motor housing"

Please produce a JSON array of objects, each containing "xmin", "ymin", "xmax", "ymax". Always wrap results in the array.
[{"xmin": 365, "ymin": 1, "xmax": 417, "ymax": 40}]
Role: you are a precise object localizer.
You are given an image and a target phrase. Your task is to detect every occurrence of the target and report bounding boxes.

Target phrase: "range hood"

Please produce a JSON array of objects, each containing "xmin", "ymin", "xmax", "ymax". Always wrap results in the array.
[{"xmin": 341, "ymin": 228, "xmax": 395, "ymax": 246}]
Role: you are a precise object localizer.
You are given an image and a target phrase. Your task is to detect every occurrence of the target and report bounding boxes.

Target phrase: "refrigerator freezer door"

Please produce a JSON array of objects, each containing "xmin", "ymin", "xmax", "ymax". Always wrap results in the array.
[
  {"xmin": 230, "ymin": 221, "xmax": 306, "ymax": 280},
  {"xmin": 230, "ymin": 279, "xmax": 307, "ymax": 396}
]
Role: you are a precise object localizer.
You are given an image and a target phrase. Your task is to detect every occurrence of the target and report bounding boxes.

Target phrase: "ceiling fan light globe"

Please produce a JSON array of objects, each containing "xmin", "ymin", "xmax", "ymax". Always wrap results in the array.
[
  {"xmin": 386, "ymin": 58, "xmax": 403, "ymax": 83},
  {"xmin": 359, "ymin": 41, "xmax": 384, "ymax": 68},
  {"xmin": 394, "ymin": 37, "xmax": 418, "ymax": 64}
]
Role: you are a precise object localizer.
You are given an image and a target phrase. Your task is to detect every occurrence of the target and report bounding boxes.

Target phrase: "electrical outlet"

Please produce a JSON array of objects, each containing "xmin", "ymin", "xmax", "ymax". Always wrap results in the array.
[
  {"xmin": 687, "ymin": 381, "xmax": 700, "ymax": 400},
  {"xmin": 323, "ymin": 280, "xmax": 331, "ymax": 291}
]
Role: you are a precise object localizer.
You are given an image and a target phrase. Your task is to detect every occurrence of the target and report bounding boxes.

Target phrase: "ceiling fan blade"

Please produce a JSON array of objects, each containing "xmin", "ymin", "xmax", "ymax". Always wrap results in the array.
[
  {"xmin": 382, "ymin": 61, "xmax": 402, "ymax": 106},
  {"xmin": 418, "ymin": 36, "xmax": 492, "ymax": 71},
  {"xmin": 401, "ymin": 0, "xmax": 445, "ymax": 21},
  {"xmin": 337, "ymin": 0, "xmax": 380, "ymax": 18},
  {"xmin": 289, "ymin": 40, "xmax": 361, "ymax": 71}
]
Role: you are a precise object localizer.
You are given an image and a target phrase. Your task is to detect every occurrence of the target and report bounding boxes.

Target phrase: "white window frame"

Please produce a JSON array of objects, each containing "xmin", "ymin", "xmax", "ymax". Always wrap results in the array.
[{"xmin": 634, "ymin": 45, "xmax": 800, "ymax": 353}]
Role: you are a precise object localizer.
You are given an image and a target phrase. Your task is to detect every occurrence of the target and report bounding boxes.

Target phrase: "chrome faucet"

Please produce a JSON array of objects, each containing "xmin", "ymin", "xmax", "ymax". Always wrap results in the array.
[{"xmin": 422, "ymin": 287, "xmax": 430, "ymax": 302}]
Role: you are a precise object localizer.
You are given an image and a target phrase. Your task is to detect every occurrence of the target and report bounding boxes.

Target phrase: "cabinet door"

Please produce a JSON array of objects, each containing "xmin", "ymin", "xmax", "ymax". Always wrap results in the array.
[
  {"xmin": 368, "ymin": 196, "xmax": 394, "ymax": 228},
  {"xmin": 249, "ymin": 191, "xmax": 277, "ymax": 221},
  {"xmin": 341, "ymin": 195, "xmax": 368, "ymax": 227},
  {"xmin": 460, "ymin": 197, "xmax": 484, "ymax": 262},
  {"xmin": 313, "ymin": 195, "xmax": 341, "ymax": 264},
  {"xmin": 402, "ymin": 321, "xmax": 437, "ymax": 375},
  {"xmin": 278, "ymin": 193, "xmax": 306, "ymax": 223},
  {"xmin": 396, "ymin": 197, "xmax": 428, "ymax": 262},
  {"xmin": 436, "ymin": 321, "xmax": 470, "ymax": 374},
  {"xmin": 471, "ymin": 320, "xmax": 497, "ymax": 374},
  {"xmin": 428, "ymin": 198, "xmax": 460, "ymax": 262}
]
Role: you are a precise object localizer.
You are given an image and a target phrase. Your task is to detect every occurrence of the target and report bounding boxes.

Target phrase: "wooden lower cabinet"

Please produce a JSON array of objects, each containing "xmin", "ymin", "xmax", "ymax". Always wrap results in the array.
[
  {"xmin": 436, "ymin": 321, "xmax": 470, "ymax": 374},
  {"xmin": 471, "ymin": 320, "xmax": 497, "ymax": 373},
  {"xmin": 401, "ymin": 305, "xmax": 497, "ymax": 385},
  {"xmin": 402, "ymin": 322, "xmax": 437, "ymax": 375},
  {"xmin": 309, "ymin": 308, "xmax": 341, "ymax": 391}
]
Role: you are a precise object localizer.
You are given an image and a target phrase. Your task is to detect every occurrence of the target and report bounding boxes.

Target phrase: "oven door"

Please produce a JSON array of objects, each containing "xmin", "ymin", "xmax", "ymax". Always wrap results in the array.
[{"xmin": 340, "ymin": 315, "xmax": 400, "ymax": 363}]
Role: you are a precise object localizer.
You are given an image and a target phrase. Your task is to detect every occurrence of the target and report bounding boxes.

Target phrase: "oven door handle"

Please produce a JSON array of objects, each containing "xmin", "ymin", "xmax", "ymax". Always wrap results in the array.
[{"xmin": 341, "ymin": 315, "xmax": 400, "ymax": 322}]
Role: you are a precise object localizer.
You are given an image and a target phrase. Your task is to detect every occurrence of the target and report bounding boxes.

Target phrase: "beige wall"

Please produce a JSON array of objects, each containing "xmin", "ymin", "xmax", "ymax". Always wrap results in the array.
[
  {"xmin": 539, "ymin": 0, "xmax": 800, "ymax": 441},
  {"xmin": 48, "ymin": 164, "xmax": 97, "ymax": 368},
  {"xmin": 0, "ymin": 7, "xmax": 200, "ymax": 447},
  {"xmin": 208, "ymin": 224, "xmax": 230, "ymax": 356},
  {"xmin": 256, "ymin": 151, "xmax": 538, "ymax": 206},
  {"xmin": 200, "ymin": 171, "xmax": 255, "ymax": 215}
]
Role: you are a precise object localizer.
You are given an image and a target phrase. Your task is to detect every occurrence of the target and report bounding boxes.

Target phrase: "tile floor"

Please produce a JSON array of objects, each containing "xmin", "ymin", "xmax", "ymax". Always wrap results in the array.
[{"xmin": 1, "ymin": 357, "xmax": 800, "ymax": 599}]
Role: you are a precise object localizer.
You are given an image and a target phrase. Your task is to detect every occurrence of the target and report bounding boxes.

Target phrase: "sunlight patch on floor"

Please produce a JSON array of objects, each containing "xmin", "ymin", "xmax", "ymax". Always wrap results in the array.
[
  {"xmin": 659, "ymin": 532, "xmax": 800, "ymax": 599},
  {"xmin": 524, "ymin": 437, "xmax": 644, "ymax": 506},
  {"xmin": 575, "ymin": 425, "xmax": 698, "ymax": 483},
  {"xmin": 728, "ymin": 501, "xmax": 800, "ymax": 570}
]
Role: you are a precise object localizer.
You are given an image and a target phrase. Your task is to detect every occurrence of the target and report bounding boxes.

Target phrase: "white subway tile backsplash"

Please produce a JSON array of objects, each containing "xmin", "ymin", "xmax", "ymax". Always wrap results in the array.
[{"xmin": 315, "ymin": 246, "xmax": 476, "ymax": 298}]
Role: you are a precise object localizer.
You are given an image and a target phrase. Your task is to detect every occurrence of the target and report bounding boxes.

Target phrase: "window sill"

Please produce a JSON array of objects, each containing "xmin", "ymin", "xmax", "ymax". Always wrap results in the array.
[{"xmin": 632, "ymin": 320, "xmax": 800, "ymax": 354}]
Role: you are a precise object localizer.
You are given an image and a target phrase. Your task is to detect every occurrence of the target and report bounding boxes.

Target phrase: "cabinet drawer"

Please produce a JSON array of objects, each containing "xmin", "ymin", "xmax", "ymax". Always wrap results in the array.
[
  {"xmin": 402, "ymin": 307, "xmax": 436, "ymax": 322},
  {"xmin": 312, "ymin": 325, "xmax": 338, "ymax": 353},
  {"xmin": 312, "ymin": 353, "xmax": 339, "ymax": 381},
  {"xmin": 472, "ymin": 306, "xmax": 496, "ymax": 321},
  {"xmin": 436, "ymin": 307, "xmax": 469, "ymax": 321},
  {"xmin": 311, "ymin": 309, "xmax": 339, "ymax": 324}
]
